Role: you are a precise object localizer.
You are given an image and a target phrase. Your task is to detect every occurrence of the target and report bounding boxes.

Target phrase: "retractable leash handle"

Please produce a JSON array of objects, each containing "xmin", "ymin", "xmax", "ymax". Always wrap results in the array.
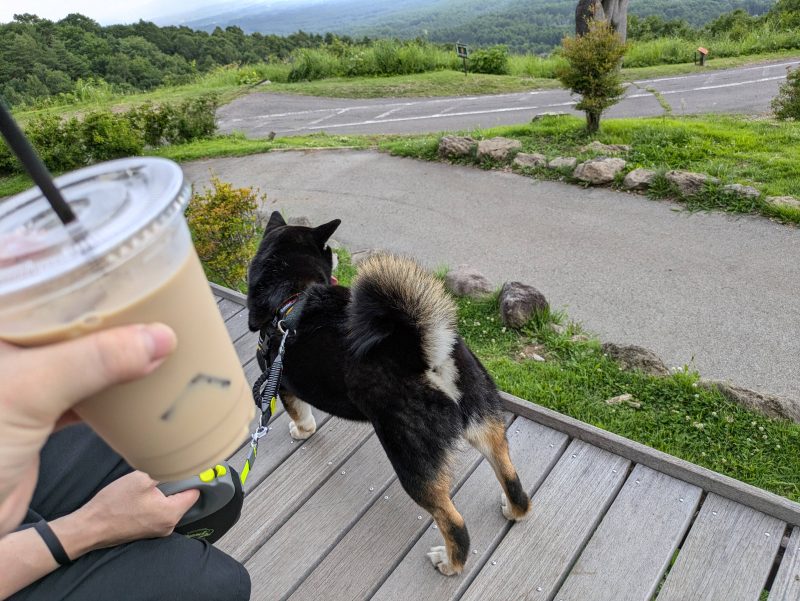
[{"xmin": 157, "ymin": 462, "xmax": 236, "ymax": 527}]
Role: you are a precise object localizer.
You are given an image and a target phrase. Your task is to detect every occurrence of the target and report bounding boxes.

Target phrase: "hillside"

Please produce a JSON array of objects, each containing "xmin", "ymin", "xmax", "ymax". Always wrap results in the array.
[{"xmin": 181, "ymin": 0, "xmax": 777, "ymax": 52}]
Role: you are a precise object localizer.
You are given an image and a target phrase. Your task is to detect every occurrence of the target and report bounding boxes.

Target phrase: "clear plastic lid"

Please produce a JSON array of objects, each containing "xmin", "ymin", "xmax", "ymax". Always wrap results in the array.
[{"xmin": 0, "ymin": 157, "xmax": 190, "ymax": 298}]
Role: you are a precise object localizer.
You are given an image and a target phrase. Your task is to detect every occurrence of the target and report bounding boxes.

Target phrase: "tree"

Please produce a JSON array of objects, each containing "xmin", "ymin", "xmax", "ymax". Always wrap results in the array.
[
  {"xmin": 557, "ymin": 20, "xmax": 627, "ymax": 134},
  {"xmin": 576, "ymin": 0, "xmax": 630, "ymax": 42},
  {"xmin": 772, "ymin": 67, "xmax": 800, "ymax": 121}
]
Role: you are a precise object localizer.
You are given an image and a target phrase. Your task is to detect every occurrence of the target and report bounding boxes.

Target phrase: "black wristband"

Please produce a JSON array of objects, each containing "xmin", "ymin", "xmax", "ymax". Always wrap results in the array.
[{"xmin": 33, "ymin": 520, "xmax": 72, "ymax": 566}]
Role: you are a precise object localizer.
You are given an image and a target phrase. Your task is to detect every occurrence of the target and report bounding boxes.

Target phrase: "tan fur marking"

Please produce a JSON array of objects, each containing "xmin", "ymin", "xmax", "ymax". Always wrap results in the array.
[
  {"xmin": 424, "ymin": 471, "xmax": 467, "ymax": 575},
  {"xmin": 281, "ymin": 392, "xmax": 316, "ymax": 440},
  {"xmin": 465, "ymin": 419, "xmax": 531, "ymax": 520}
]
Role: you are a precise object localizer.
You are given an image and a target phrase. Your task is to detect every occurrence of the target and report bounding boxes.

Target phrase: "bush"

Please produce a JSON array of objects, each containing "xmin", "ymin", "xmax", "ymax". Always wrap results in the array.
[
  {"xmin": 772, "ymin": 67, "xmax": 800, "ymax": 120},
  {"xmin": 557, "ymin": 21, "xmax": 628, "ymax": 133},
  {"xmin": 25, "ymin": 114, "xmax": 87, "ymax": 172},
  {"xmin": 469, "ymin": 46, "xmax": 510, "ymax": 75},
  {"xmin": 125, "ymin": 102, "xmax": 175, "ymax": 147},
  {"xmin": 186, "ymin": 177, "xmax": 263, "ymax": 292},
  {"xmin": 166, "ymin": 94, "xmax": 219, "ymax": 143},
  {"xmin": 80, "ymin": 110, "xmax": 144, "ymax": 162}
]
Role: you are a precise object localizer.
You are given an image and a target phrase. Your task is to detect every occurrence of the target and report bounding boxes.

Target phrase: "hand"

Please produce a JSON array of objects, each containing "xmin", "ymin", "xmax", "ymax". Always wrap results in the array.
[
  {"xmin": 0, "ymin": 324, "xmax": 177, "ymax": 536},
  {"xmin": 73, "ymin": 471, "xmax": 200, "ymax": 550}
]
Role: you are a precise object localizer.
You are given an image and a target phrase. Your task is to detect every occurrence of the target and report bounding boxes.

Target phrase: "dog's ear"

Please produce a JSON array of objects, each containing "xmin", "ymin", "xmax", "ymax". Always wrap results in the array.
[
  {"xmin": 266, "ymin": 211, "xmax": 286, "ymax": 231},
  {"xmin": 312, "ymin": 219, "xmax": 341, "ymax": 246}
]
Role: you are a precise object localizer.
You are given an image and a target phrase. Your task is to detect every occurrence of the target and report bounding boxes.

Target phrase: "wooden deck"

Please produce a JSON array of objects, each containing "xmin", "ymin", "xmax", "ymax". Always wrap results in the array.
[{"xmin": 211, "ymin": 284, "xmax": 800, "ymax": 601}]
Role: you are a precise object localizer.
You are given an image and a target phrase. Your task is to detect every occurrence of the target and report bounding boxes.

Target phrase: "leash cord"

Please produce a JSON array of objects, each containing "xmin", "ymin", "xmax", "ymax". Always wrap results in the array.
[{"xmin": 241, "ymin": 325, "xmax": 291, "ymax": 485}]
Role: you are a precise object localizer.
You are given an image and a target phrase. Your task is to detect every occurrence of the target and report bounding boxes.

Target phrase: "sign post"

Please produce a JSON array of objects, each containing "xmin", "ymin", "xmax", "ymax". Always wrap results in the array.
[
  {"xmin": 694, "ymin": 47, "xmax": 709, "ymax": 67},
  {"xmin": 456, "ymin": 43, "xmax": 469, "ymax": 77}
]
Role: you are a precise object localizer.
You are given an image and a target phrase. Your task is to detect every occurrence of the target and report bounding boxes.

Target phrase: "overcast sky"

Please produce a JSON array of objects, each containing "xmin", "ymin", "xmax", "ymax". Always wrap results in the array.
[{"xmin": 0, "ymin": 0, "xmax": 165, "ymax": 24}]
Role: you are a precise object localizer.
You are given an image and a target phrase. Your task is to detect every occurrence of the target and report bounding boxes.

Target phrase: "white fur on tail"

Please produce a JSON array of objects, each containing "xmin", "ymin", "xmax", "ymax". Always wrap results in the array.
[{"xmin": 354, "ymin": 254, "xmax": 461, "ymax": 402}]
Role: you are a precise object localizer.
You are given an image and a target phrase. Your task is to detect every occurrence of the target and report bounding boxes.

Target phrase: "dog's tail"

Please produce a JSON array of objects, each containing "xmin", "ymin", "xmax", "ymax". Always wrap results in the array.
[{"xmin": 348, "ymin": 254, "xmax": 458, "ymax": 382}]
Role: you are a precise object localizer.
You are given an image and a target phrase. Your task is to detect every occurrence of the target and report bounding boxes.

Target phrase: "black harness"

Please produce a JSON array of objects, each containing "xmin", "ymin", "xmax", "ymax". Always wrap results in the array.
[{"xmin": 241, "ymin": 293, "xmax": 305, "ymax": 485}]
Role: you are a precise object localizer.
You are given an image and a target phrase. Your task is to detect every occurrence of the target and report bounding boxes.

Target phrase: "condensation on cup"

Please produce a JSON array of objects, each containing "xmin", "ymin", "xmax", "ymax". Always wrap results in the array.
[{"xmin": 0, "ymin": 158, "xmax": 255, "ymax": 481}]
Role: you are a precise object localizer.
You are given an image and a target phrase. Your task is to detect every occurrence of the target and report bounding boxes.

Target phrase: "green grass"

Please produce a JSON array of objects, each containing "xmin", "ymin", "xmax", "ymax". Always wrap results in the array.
[
  {"xmin": 328, "ymin": 252, "xmax": 800, "ymax": 502},
  {"xmin": 380, "ymin": 114, "xmax": 800, "ymax": 225},
  {"xmin": 268, "ymin": 69, "xmax": 560, "ymax": 98}
]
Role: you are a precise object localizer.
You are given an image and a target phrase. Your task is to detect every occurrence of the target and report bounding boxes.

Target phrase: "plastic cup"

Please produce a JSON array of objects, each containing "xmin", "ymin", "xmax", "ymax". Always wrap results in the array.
[{"xmin": 0, "ymin": 157, "xmax": 255, "ymax": 482}]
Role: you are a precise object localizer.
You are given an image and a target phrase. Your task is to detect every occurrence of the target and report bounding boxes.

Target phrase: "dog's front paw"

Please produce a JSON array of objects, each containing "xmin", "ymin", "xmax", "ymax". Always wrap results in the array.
[
  {"xmin": 289, "ymin": 416, "xmax": 317, "ymax": 440},
  {"xmin": 427, "ymin": 546, "xmax": 460, "ymax": 576},
  {"xmin": 501, "ymin": 492, "xmax": 531, "ymax": 522}
]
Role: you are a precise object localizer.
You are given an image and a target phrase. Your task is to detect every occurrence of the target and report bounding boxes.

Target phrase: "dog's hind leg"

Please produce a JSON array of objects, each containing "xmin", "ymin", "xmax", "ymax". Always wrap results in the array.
[
  {"xmin": 465, "ymin": 416, "xmax": 531, "ymax": 521},
  {"xmin": 420, "ymin": 470, "xmax": 470, "ymax": 576},
  {"xmin": 280, "ymin": 391, "xmax": 317, "ymax": 440}
]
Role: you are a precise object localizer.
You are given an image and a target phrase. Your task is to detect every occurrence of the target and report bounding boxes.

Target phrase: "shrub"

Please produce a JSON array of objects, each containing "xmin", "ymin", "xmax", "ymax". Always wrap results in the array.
[
  {"xmin": 81, "ymin": 110, "xmax": 144, "ymax": 161},
  {"xmin": 469, "ymin": 46, "xmax": 510, "ymax": 75},
  {"xmin": 24, "ymin": 114, "xmax": 87, "ymax": 172},
  {"xmin": 186, "ymin": 177, "xmax": 263, "ymax": 291},
  {"xmin": 166, "ymin": 94, "xmax": 219, "ymax": 143},
  {"xmin": 772, "ymin": 66, "xmax": 800, "ymax": 120},
  {"xmin": 289, "ymin": 48, "xmax": 341, "ymax": 81},
  {"xmin": 557, "ymin": 21, "xmax": 628, "ymax": 133},
  {"xmin": 125, "ymin": 102, "xmax": 175, "ymax": 147}
]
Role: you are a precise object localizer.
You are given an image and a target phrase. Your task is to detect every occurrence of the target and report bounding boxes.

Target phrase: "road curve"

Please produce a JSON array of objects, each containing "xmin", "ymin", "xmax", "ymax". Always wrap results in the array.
[
  {"xmin": 218, "ymin": 58, "xmax": 800, "ymax": 136},
  {"xmin": 182, "ymin": 149, "xmax": 800, "ymax": 400}
]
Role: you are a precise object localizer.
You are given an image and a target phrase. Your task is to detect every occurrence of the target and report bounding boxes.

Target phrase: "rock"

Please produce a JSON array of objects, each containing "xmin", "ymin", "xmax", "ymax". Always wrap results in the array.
[
  {"xmin": 351, "ymin": 248, "xmax": 383, "ymax": 265},
  {"xmin": 499, "ymin": 281, "xmax": 549, "ymax": 328},
  {"xmin": 604, "ymin": 393, "xmax": 640, "ymax": 408},
  {"xmin": 476, "ymin": 137, "xmax": 523, "ymax": 162},
  {"xmin": 445, "ymin": 265, "xmax": 493, "ymax": 298},
  {"xmin": 722, "ymin": 183, "xmax": 760, "ymax": 199},
  {"xmin": 547, "ymin": 157, "xmax": 578, "ymax": 170},
  {"xmin": 579, "ymin": 141, "xmax": 631, "ymax": 154},
  {"xmin": 327, "ymin": 238, "xmax": 342, "ymax": 249},
  {"xmin": 574, "ymin": 157, "xmax": 627, "ymax": 185},
  {"xmin": 570, "ymin": 334, "xmax": 590, "ymax": 342},
  {"xmin": 520, "ymin": 344, "xmax": 546, "ymax": 362},
  {"xmin": 665, "ymin": 170, "xmax": 719, "ymax": 196},
  {"xmin": 287, "ymin": 216, "xmax": 312, "ymax": 227},
  {"xmin": 601, "ymin": 342, "xmax": 670, "ymax": 377},
  {"xmin": 513, "ymin": 152, "xmax": 547, "ymax": 168},
  {"xmin": 699, "ymin": 381, "xmax": 800, "ymax": 423},
  {"xmin": 549, "ymin": 323, "xmax": 567, "ymax": 335},
  {"xmin": 622, "ymin": 168, "xmax": 657, "ymax": 191},
  {"xmin": 766, "ymin": 195, "xmax": 800, "ymax": 210},
  {"xmin": 532, "ymin": 112, "xmax": 569, "ymax": 121},
  {"xmin": 438, "ymin": 135, "xmax": 476, "ymax": 159}
]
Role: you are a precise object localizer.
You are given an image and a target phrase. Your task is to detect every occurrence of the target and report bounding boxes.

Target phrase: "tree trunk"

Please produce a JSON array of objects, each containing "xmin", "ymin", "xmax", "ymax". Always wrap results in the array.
[
  {"xmin": 586, "ymin": 111, "xmax": 601, "ymax": 133},
  {"xmin": 576, "ymin": 0, "xmax": 629, "ymax": 42}
]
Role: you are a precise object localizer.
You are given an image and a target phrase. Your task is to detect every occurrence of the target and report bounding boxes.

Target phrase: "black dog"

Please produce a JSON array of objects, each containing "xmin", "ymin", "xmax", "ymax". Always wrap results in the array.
[{"xmin": 247, "ymin": 212, "xmax": 530, "ymax": 575}]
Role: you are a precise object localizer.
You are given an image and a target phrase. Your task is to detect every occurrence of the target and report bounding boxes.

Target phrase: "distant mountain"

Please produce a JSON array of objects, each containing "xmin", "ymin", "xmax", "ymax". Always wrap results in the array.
[{"xmin": 175, "ymin": 0, "xmax": 777, "ymax": 53}]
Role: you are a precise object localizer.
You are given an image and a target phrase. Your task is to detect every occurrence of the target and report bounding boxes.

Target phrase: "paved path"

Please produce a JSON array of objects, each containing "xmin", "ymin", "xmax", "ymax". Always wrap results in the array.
[
  {"xmin": 218, "ymin": 58, "xmax": 800, "ymax": 136},
  {"xmin": 183, "ymin": 150, "xmax": 800, "ymax": 399}
]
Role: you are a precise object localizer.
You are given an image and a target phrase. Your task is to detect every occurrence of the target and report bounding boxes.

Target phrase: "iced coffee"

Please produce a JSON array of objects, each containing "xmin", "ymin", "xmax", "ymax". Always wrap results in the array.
[{"xmin": 0, "ymin": 158, "xmax": 255, "ymax": 481}]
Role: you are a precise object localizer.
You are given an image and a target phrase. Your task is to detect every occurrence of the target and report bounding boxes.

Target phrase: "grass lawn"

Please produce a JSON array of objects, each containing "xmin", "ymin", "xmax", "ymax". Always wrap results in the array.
[
  {"xmin": 380, "ymin": 114, "xmax": 800, "ymax": 225},
  {"xmin": 328, "ymin": 251, "xmax": 799, "ymax": 503}
]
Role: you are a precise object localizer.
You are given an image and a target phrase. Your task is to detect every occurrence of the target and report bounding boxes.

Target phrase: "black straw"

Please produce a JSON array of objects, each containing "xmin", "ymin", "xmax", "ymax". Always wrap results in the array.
[{"xmin": 0, "ymin": 101, "xmax": 77, "ymax": 226}]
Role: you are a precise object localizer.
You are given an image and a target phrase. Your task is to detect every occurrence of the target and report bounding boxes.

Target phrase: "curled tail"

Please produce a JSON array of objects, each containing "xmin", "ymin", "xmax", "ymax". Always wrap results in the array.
[{"xmin": 348, "ymin": 254, "xmax": 460, "ymax": 397}]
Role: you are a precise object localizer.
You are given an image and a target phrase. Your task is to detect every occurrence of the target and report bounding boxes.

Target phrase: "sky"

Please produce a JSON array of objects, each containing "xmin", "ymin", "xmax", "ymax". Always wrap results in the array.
[{"xmin": 0, "ymin": 0, "xmax": 162, "ymax": 24}]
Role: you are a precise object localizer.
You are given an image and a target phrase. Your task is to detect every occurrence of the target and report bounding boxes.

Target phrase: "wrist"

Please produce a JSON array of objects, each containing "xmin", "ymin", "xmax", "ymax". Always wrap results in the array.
[{"xmin": 49, "ymin": 504, "xmax": 109, "ymax": 559}]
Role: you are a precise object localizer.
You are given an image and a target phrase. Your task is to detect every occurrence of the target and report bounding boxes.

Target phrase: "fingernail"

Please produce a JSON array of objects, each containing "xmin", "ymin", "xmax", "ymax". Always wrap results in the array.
[{"xmin": 141, "ymin": 323, "xmax": 177, "ymax": 361}]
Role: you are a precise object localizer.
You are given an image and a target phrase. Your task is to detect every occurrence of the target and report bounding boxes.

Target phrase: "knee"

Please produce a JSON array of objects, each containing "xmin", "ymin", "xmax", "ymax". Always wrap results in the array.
[{"xmin": 183, "ymin": 547, "xmax": 251, "ymax": 601}]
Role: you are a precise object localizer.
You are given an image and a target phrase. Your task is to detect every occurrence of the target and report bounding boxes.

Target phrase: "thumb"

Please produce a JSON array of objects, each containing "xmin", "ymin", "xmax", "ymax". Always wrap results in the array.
[
  {"xmin": 164, "ymin": 488, "xmax": 201, "ymax": 519},
  {"xmin": 19, "ymin": 323, "xmax": 177, "ymax": 419}
]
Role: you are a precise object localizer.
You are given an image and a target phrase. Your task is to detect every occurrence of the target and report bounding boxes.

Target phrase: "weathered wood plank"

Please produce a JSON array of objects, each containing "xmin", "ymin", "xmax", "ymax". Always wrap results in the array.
[
  {"xmin": 218, "ymin": 419, "xmax": 373, "ymax": 563},
  {"xmin": 372, "ymin": 418, "xmax": 570, "ymax": 601},
  {"xmin": 769, "ymin": 527, "xmax": 800, "ymax": 601},
  {"xmin": 215, "ymin": 295, "xmax": 223, "ymax": 304},
  {"xmin": 246, "ymin": 435, "xmax": 396, "ymax": 600},
  {"xmin": 224, "ymin": 306, "xmax": 251, "ymax": 342},
  {"xmin": 234, "ymin": 330, "xmax": 259, "ymax": 364},
  {"xmin": 226, "ymin": 409, "xmax": 331, "ymax": 494},
  {"xmin": 501, "ymin": 392, "xmax": 800, "ymax": 527},
  {"xmin": 460, "ymin": 440, "xmax": 630, "ymax": 601},
  {"xmin": 218, "ymin": 298, "xmax": 244, "ymax": 321},
  {"xmin": 657, "ymin": 493, "xmax": 785, "ymax": 601},
  {"xmin": 288, "ymin": 414, "xmax": 514, "ymax": 601},
  {"xmin": 555, "ymin": 464, "xmax": 702, "ymax": 601},
  {"xmin": 210, "ymin": 282, "xmax": 247, "ymax": 305}
]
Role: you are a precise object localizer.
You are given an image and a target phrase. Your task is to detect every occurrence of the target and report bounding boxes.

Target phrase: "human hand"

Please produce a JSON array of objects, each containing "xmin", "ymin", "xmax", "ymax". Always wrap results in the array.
[
  {"xmin": 71, "ymin": 471, "xmax": 199, "ymax": 550},
  {"xmin": 0, "ymin": 324, "xmax": 177, "ymax": 536}
]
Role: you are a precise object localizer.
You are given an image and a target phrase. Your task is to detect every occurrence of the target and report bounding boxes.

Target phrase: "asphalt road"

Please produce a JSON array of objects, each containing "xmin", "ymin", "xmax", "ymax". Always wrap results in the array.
[
  {"xmin": 182, "ymin": 150, "xmax": 800, "ymax": 400},
  {"xmin": 218, "ymin": 58, "xmax": 800, "ymax": 136}
]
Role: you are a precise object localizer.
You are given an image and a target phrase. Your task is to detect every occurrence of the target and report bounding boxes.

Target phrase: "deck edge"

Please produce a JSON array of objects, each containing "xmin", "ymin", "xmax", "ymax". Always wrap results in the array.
[
  {"xmin": 210, "ymin": 282, "xmax": 248, "ymax": 304},
  {"xmin": 500, "ymin": 392, "xmax": 800, "ymax": 527}
]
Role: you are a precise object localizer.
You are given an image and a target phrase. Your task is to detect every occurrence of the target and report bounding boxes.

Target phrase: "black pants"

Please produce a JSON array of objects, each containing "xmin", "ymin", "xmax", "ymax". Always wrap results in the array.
[{"xmin": 10, "ymin": 425, "xmax": 251, "ymax": 601}]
